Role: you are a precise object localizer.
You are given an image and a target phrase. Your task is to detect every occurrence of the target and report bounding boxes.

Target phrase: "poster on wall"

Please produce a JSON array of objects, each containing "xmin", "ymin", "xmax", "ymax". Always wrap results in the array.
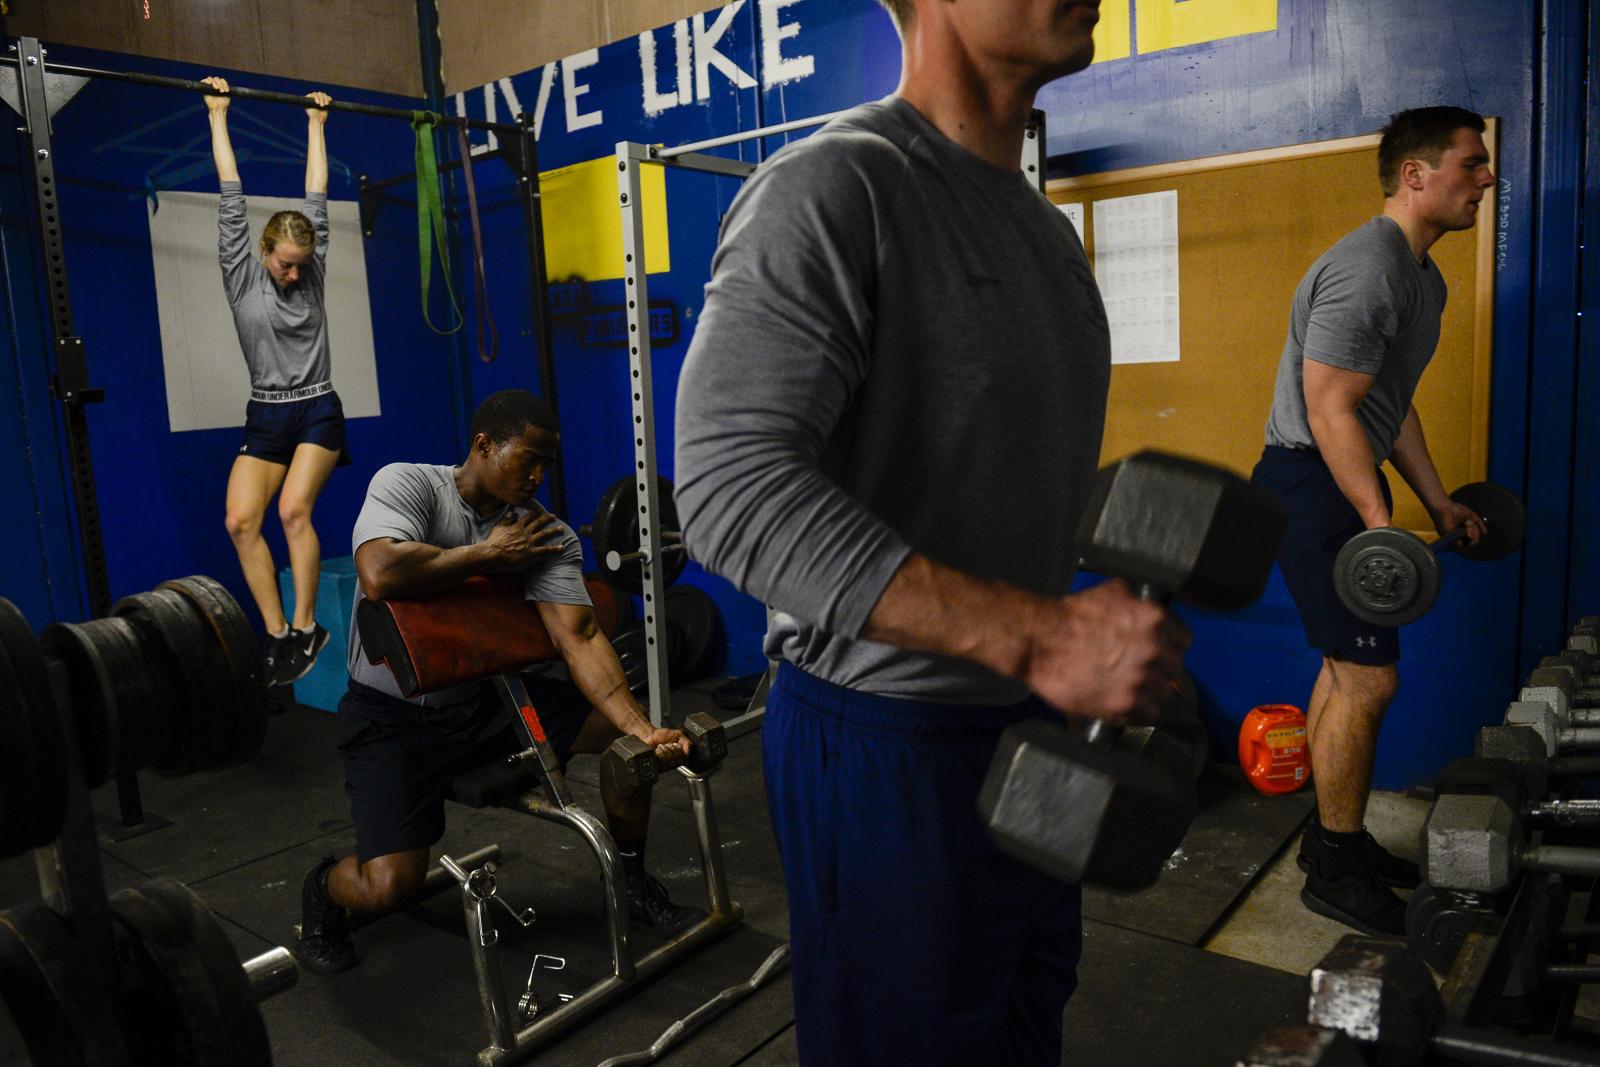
[
  {"xmin": 146, "ymin": 191, "xmax": 381, "ymax": 433},
  {"xmin": 1092, "ymin": 189, "xmax": 1181, "ymax": 365}
]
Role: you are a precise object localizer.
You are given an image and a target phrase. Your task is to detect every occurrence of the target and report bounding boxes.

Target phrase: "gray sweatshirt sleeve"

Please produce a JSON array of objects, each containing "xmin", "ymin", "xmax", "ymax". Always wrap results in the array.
[
  {"xmin": 217, "ymin": 181, "xmax": 254, "ymax": 307},
  {"xmin": 303, "ymin": 191, "xmax": 330, "ymax": 290},
  {"xmin": 674, "ymin": 139, "xmax": 912, "ymax": 638}
]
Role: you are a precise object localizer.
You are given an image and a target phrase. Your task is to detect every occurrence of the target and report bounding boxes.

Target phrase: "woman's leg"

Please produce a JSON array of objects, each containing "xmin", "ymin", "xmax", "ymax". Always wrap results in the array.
[
  {"xmin": 225, "ymin": 455, "xmax": 290, "ymax": 632},
  {"xmin": 278, "ymin": 442, "xmax": 341, "ymax": 630}
]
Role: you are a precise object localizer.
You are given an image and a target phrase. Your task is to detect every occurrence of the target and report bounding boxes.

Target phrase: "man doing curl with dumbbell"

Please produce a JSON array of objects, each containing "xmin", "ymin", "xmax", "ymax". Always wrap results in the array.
[
  {"xmin": 1250, "ymin": 108, "xmax": 1496, "ymax": 936},
  {"xmin": 292, "ymin": 390, "xmax": 703, "ymax": 974}
]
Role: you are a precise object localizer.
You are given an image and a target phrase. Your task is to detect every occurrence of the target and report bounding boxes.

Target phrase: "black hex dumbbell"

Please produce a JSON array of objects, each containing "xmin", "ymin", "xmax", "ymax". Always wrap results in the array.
[
  {"xmin": 1475, "ymin": 725, "xmax": 1600, "ymax": 799},
  {"xmin": 978, "ymin": 451, "xmax": 1287, "ymax": 891},
  {"xmin": 600, "ymin": 712, "xmax": 727, "ymax": 799}
]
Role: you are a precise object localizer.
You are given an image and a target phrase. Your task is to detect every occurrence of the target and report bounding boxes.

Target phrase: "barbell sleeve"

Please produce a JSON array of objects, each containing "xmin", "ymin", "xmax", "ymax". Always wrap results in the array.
[{"xmin": 243, "ymin": 947, "xmax": 298, "ymax": 1002}]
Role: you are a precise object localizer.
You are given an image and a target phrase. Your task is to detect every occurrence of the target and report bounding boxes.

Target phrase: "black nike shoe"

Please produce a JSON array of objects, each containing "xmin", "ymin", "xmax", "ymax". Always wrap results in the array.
[
  {"xmin": 1300, "ymin": 864, "xmax": 1408, "ymax": 937},
  {"xmin": 291, "ymin": 856, "xmax": 356, "ymax": 974},
  {"xmin": 275, "ymin": 624, "xmax": 331, "ymax": 685},
  {"xmin": 626, "ymin": 872, "xmax": 705, "ymax": 937}
]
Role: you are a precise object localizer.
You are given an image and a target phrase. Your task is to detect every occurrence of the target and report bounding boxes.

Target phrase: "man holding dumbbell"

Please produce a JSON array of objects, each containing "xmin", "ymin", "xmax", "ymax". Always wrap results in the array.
[
  {"xmin": 675, "ymin": 1, "xmax": 1188, "ymax": 1064},
  {"xmin": 292, "ymin": 389, "xmax": 703, "ymax": 975},
  {"xmin": 1250, "ymin": 107, "xmax": 1496, "ymax": 935}
]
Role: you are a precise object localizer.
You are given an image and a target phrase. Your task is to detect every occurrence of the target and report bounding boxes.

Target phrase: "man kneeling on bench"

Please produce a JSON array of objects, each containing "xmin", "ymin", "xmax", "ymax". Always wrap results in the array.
[{"xmin": 293, "ymin": 389, "xmax": 702, "ymax": 975}]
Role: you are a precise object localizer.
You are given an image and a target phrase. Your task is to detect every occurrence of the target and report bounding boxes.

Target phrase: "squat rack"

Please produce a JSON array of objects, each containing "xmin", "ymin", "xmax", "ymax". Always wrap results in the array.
[
  {"xmin": 612, "ymin": 109, "xmax": 1046, "ymax": 731},
  {"xmin": 10, "ymin": 35, "xmax": 560, "ymax": 833}
]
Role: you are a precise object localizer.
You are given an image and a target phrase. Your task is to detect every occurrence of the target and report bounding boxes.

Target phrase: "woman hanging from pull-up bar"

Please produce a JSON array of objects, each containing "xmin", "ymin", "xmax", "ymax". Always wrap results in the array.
[{"xmin": 204, "ymin": 75, "xmax": 348, "ymax": 688}]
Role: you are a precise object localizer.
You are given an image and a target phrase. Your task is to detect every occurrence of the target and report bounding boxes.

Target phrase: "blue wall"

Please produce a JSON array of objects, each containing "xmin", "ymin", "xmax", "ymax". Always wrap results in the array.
[{"xmin": 5, "ymin": 1, "xmax": 1592, "ymax": 790}]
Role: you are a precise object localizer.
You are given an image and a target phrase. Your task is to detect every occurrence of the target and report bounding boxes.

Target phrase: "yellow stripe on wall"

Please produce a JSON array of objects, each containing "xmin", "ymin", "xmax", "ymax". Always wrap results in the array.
[
  {"xmin": 1092, "ymin": 1, "xmax": 1133, "ymax": 64},
  {"xmin": 1136, "ymin": 0, "xmax": 1277, "ymax": 54},
  {"xmin": 540, "ymin": 156, "xmax": 671, "ymax": 282}
]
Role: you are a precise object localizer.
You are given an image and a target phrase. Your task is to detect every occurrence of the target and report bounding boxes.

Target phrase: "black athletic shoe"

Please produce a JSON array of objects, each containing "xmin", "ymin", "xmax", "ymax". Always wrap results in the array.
[
  {"xmin": 275, "ymin": 624, "xmax": 330, "ymax": 686},
  {"xmin": 292, "ymin": 856, "xmax": 356, "ymax": 974},
  {"xmin": 626, "ymin": 873, "xmax": 704, "ymax": 937},
  {"xmin": 1297, "ymin": 826, "xmax": 1422, "ymax": 889},
  {"xmin": 262, "ymin": 632, "xmax": 294, "ymax": 688},
  {"xmin": 1300, "ymin": 865, "xmax": 1407, "ymax": 937}
]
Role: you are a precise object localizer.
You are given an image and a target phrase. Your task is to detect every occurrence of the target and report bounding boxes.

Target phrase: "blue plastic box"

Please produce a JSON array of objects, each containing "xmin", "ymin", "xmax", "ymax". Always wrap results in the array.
[{"xmin": 278, "ymin": 555, "xmax": 358, "ymax": 713}]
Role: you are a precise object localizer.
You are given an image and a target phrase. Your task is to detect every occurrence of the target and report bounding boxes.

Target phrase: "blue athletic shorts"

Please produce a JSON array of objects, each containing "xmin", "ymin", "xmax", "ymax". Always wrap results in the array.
[
  {"xmin": 1250, "ymin": 445, "xmax": 1400, "ymax": 666},
  {"xmin": 238, "ymin": 391, "xmax": 350, "ymax": 467},
  {"xmin": 337, "ymin": 674, "xmax": 590, "ymax": 862},
  {"xmin": 764, "ymin": 663, "xmax": 1082, "ymax": 1067}
]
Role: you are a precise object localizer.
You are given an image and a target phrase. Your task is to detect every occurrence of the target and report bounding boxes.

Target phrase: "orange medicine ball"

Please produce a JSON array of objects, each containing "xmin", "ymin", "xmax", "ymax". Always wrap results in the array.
[{"xmin": 1238, "ymin": 704, "xmax": 1310, "ymax": 796}]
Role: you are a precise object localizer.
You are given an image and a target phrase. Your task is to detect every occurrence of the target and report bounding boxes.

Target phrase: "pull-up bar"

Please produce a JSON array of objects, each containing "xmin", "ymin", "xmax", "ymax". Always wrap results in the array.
[{"xmin": 36, "ymin": 55, "xmax": 522, "ymax": 136}]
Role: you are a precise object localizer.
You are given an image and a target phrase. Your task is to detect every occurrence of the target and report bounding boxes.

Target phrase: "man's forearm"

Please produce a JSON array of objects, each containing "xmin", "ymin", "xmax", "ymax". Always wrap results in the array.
[
  {"xmin": 358, "ymin": 541, "xmax": 500, "ymax": 600},
  {"xmin": 862, "ymin": 553, "xmax": 1044, "ymax": 682},
  {"xmin": 563, "ymin": 633, "xmax": 653, "ymax": 739},
  {"xmin": 1387, "ymin": 407, "xmax": 1452, "ymax": 513},
  {"xmin": 1309, "ymin": 412, "xmax": 1389, "ymax": 527}
]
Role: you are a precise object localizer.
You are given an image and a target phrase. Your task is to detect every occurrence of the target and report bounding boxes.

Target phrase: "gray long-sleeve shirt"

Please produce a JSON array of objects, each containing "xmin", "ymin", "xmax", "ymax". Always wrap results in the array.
[
  {"xmin": 218, "ymin": 181, "xmax": 332, "ymax": 391},
  {"xmin": 675, "ymin": 97, "xmax": 1111, "ymax": 705}
]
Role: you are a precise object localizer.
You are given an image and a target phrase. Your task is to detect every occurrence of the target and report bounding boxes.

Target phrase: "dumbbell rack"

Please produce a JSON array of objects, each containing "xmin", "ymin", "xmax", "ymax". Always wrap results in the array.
[{"xmin": 0, "ymin": 585, "xmax": 296, "ymax": 1063}]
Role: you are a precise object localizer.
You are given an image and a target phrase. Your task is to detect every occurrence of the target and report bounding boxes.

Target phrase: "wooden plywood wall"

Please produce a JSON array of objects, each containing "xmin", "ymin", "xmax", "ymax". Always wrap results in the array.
[
  {"xmin": 437, "ymin": 0, "xmax": 724, "ymax": 94},
  {"xmin": 6, "ymin": 0, "xmax": 423, "ymax": 97}
]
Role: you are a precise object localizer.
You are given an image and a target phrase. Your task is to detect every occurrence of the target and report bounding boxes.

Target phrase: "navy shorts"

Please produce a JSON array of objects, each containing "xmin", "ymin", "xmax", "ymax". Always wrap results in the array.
[
  {"xmin": 337, "ymin": 674, "xmax": 590, "ymax": 862},
  {"xmin": 238, "ymin": 391, "xmax": 350, "ymax": 467},
  {"xmin": 1250, "ymin": 445, "xmax": 1400, "ymax": 666},
  {"xmin": 764, "ymin": 663, "xmax": 1082, "ymax": 1067}
]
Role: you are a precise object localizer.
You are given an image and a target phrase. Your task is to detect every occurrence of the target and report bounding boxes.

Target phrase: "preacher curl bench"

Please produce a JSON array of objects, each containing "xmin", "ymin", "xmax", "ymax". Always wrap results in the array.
[{"xmin": 356, "ymin": 574, "xmax": 745, "ymax": 1066}]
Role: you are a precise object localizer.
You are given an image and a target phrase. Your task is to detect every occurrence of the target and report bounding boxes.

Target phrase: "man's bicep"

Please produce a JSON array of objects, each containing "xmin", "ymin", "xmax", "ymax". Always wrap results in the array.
[{"xmin": 1303, "ymin": 357, "xmax": 1376, "ymax": 417}]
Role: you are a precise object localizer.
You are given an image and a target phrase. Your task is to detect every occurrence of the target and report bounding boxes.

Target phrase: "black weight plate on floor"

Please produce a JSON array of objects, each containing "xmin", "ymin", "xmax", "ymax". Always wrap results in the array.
[
  {"xmin": 665, "ymin": 585, "xmax": 720, "ymax": 683},
  {"xmin": 612, "ymin": 623, "xmax": 649, "ymax": 697},
  {"xmin": 0, "ymin": 599, "xmax": 66, "ymax": 857},
  {"xmin": 0, "ymin": 902, "xmax": 130, "ymax": 1065},
  {"xmin": 1332, "ymin": 528, "xmax": 1439, "ymax": 627},
  {"xmin": 1404, "ymin": 885, "xmax": 1486, "ymax": 974},
  {"xmin": 110, "ymin": 884, "xmax": 236, "ymax": 1065},
  {"xmin": 1448, "ymin": 481, "xmax": 1526, "ymax": 562},
  {"xmin": 593, "ymin": 475, "xmax": 686, "ymax": 595},
  {"xmin": 89, "ymin": 616, "xmax": 157, "ymax": 779},
  {"xmin": 160, "ymin": 577, "xmax": 267, "ymax": 768},
  {"xmin": 116, "ymin": 589, "xmax": 225, "ymax": 776},
  {"xmin": 113, "ymin": 592, "xmax": 198, "ymax": 774},
  {"xmin": 141, "ymin": 878, "xmax": 273, "ymax": 1067},
  {"xmin": 39, "ymin": 621, "xmax": 125, "ymax": 790}
]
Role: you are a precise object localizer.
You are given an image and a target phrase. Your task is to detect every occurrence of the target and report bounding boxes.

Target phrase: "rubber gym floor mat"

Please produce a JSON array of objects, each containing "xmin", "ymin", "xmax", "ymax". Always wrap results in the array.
[
  {"xmin": 1064, "ymin": 919, "xmax": 1306, "ymax": 1067},
  {"xmin": 90, "ymin": 703, "xmax": 352, "ymax": 886},
  {"xmin": 1082, "ymin": 764, "xmax": 1314, "ymax": 945}
]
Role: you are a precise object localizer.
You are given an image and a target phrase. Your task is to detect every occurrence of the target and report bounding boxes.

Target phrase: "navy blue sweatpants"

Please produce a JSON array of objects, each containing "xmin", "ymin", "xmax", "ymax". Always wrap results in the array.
[{"xmin": 764, "ymin": 663, "xmax": 1082, "ymax": 1067}]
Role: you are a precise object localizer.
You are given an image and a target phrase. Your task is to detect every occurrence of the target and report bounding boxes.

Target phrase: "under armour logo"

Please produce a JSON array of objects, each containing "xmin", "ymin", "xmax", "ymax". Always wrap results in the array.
[{"xmin": 1355, "ymin": 636, "xmax": 1375, "ymax": 648}]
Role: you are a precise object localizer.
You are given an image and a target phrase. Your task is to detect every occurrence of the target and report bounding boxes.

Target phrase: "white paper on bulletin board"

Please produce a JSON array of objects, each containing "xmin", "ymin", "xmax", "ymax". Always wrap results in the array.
[
  {"xmin": 1092, "ymin": 189, "xmax": 1181, "ymax": 365},
  {"xmin": 1056, "ymin": 201, "xmax": 1085, "ymax": 244}
]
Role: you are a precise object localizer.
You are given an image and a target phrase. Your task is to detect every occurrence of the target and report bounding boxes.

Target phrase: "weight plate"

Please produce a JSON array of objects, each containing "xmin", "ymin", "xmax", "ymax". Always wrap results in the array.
[
  {"xmin": 140, "ymin": 879, "xmax": 273, "ymax": 1067},
  {"xmin": 1333, "ymin": 528, "xmax": 1440, "ymax": 627},
  {"xmin": 110, "ymin": 884, "xmax": 236, "ymax": 1065},
  {"xmin": 0, "ymin": 902, "xmax": 130, "ymax": 1065},
  {"xmin": 665, "ymin": 585, "xmax": 720, "ymax": 683},
  {"xmin": 592, "ymin": 476, "xmax": 686, "ymax": 596},
  {"xmin": 114, "ymin": 592, "xmax": 201, "ymax": 774},
  {"xmin": 0, "ymin": 599, "xmax": 67, "ymax": 858},
  {"xmin": 159, "ymin": 577, "xmax": 267, "ymax": 768},
  {"xmin": 1448, "ymin": 482, "xmax": 1526, "ymax": 562},
  {"xmin": 38, "ymin": 620, "xmax": 124, "ymax": 790},
  {"xmin": 89, "ymin": 616, "xmax": 157, "ymax": 780},
  {"xmin": 116, "ymin": 589, "xmax": 227, "ymax": 776}
]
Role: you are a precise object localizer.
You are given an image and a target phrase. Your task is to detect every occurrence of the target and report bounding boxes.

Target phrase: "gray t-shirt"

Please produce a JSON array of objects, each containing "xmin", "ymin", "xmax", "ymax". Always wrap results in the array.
[
  {"xmin": 218, "ymin": 181, "xmax": 333, "ymax": 392},
  {"xmin": 675, "ymin": 97, "xmax": 1111, "ymax": 705},
  {"xmin": 346, "ymin": 462, "xmax": 589, "ymax": 706},
  {"xmin": 1264, "ymin": 216, "xmax": 1448, "ymax": 463}
]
